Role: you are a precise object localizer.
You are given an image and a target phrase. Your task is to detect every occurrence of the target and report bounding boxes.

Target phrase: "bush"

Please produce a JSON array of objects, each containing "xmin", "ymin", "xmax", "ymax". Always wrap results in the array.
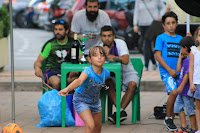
[
  {"xmin": 0, "ymin": 5, "xmax": 10, "ymax": 39},
  {"xmin": 0, "ymin": 21, "xmax": 4, "ymax": 39}
]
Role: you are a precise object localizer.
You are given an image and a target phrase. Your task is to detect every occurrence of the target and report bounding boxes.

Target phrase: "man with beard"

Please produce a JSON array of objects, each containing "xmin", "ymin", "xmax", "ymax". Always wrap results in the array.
[
  {"xmin": 71, "ymin": 0, "xmax": 111, "ymax": 56},
  {"xmin": 100, "ymin": 25, "xmax": 139, "ymax": 124},
  {"xmin": 34, "ymin": 20, "xmax": 81, "ymax": 91}
]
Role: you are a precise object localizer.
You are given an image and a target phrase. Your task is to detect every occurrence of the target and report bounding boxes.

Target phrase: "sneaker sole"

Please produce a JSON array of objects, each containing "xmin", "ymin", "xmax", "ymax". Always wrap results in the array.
[
  {"xmin": 120, "ymin": 116, "xmax": 128, "ymax": 122},
  {"xmin": 164, "ymin": 120, "xmax": 177, "ymax": 131},
  {"xmin": 108, "ymin": 116, "xmax": 128, "ymax": 123},
  {"xmin": 108, "ymin": 117, "xmax": 116, "ymax": 124}
]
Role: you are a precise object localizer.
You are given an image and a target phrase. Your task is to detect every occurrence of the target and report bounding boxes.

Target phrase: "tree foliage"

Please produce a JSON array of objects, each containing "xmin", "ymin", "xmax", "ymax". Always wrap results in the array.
[{"xmin": 0, "ymin": 5, "xmax": 10, "ymax": 39}]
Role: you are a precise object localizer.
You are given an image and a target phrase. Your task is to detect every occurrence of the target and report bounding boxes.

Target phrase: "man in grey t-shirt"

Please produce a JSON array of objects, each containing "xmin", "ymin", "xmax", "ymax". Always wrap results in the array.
[{"xmin": 71, "ymin": 0, "xmax": 111, "ymax": 55}]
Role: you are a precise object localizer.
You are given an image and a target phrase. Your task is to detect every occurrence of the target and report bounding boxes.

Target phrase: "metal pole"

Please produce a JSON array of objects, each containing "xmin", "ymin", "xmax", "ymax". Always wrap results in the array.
[
  {"xmin": 186, "ymin": 15, "xmax": 191, "ymax": 128},
  {"xmin": 186, "ymin": 14, "xmax": 190, "ymax": 33},
  {"xmin": 9, "ymin": 0, "xmax": 15, "ymax": 123}
]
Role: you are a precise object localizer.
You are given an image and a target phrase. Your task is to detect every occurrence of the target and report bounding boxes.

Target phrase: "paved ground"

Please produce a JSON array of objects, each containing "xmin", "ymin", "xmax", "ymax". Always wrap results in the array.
[
  {"xmin": 1, "ymin": 91, "xmax": 185, "ymax": 133},
  {"xmin": 0, "ymin": 70, "xmax": 187, "ymax": 133},
  {"xmin": 0, "ymin": 54, "xmax": 185, "ymax": 132}
]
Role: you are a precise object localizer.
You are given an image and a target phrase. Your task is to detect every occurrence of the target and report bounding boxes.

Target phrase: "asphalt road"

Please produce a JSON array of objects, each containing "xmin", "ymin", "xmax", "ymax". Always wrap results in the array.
[
  {"xmin": 4, "ymin": 28, "xmax": 154, "ymax": 71},
  {"xmin": 4, "ymin": 28, "xmax": 54, "ymax": 71}
]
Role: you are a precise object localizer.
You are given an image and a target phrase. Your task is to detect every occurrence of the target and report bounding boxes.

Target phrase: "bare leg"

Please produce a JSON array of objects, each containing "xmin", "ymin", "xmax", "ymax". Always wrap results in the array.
[
  {"xmin": 92, "ymin": 112, "xmax": 102, "ymax": 133},
  {"xmin": 107, "ymin": 79, "xmax": 137, "ymax": 109},
  {"xmin": 106, "ymin": 78, "xmax": 116, "ymax": 105},
  {"xmin": 189, "ymin": 114, "xmax": 196, "ymax": 130},
  {"xmin": 79, "ymin": 110, "xmax": 95, "ymax": 133},
  {"xmin": 49, "ymin": 75, "xmax": 61, "ymax": 91},
  {"xmin": 121, "ymin": 81, "xmax": 137, "ymax": 109},
  {"xmin": 166, "ymin": 90, "xmax": 178, "ymax": 117},
  {"xmin": 178, "ymin": 112, "xmax": 187, "ymax": 131},
  {"xmin": 67, "ymin": 72, "xmax": 79, "ymax": 84},
  {"xmin": 67, "ymin": 76, "xmax": 78, "ymax": 84},
  {"xmin": 196, "ymin": 99, "xmax": 200, "ymax": 130}
]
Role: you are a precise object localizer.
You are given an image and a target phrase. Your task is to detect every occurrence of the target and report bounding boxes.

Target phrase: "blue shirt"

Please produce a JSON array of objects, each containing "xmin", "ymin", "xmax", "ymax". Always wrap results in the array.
[
  {"xmin": 155, "ymin": 33, "xmax": 183, "ymax": 76},
  {"xmin": 75, "ymin": 66, "xmax": 110, "ymax": 94}
]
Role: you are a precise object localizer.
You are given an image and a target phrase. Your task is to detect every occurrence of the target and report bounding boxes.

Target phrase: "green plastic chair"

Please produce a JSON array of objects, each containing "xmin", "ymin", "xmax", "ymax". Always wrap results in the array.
[
  {"xmin": 61, "ymin": 62, "xmax": 122, "ymax": 127},
  {"xmin": 101, "ymin": 58, "xmax": 143, "ymax": 123},
  {"xmin": 41, "ymin": 60, "xmax": 53, "ymax": 94}
]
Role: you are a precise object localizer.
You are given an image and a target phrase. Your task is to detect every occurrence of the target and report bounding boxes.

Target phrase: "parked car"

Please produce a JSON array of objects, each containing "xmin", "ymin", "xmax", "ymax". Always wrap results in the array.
[
  {"xmin": 3, "ymin": 0, "xmax": 30, "ymax": 27},
  {"xmin": 48, "ymin": 0, "xmax": 139, "ymax": 50},
  {"xmin": 43, "ymin": 0, "xmax": 76, "ymax": 30},
  {"xmin": 32, "ymin": 0, "xmax": 53, "ymax": 29},
  {"xmin": 48, "ymin": 0, "xmax": 76, "ymax": 21},
  {"xmin": 21, "ymin": 0, "xmax": 46, "ymax": 28}
]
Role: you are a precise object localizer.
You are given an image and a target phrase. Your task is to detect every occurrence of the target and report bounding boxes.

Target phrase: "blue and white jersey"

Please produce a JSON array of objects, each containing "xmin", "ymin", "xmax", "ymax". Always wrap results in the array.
[
  {"xmin": 155, "ymin": 33, "xmax": 183, "ymax": 76},
  {"xmin": 75, "ymin": 66, "xmax": 110, "ymax": 94}
]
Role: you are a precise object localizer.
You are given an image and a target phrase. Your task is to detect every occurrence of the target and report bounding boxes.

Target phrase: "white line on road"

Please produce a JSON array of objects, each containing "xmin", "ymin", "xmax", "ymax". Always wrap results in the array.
[{"xmin": 15, "ymin": 30, "xmax": 30, "ymax": 53}]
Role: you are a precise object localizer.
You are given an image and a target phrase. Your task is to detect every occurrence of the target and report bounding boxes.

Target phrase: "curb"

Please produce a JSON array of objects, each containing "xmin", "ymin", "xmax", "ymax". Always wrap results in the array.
[
  {"xmin": 0, "ymin": 81, "xmax": 165, "ymax": 92},
  {"xmin": 0, "ymin": 70, "xmax": 166, "ymax": 91}
]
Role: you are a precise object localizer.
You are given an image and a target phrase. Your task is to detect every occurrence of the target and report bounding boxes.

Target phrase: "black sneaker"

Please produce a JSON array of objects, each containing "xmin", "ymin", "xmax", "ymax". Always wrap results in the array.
[
  {"xmin": 164, "ymin": 118, "xmax": 177, "ymax": 131},
  {"xmin": 120, "ymin": 110, "xmax": 128, "ymax": 122},
  {"xmin": 108, "ymin": 111, "xmax": 128, "ymax": 124},
  {"xmin": 108, "ymin": 112, "xmax": 116, "ymax": 124}
]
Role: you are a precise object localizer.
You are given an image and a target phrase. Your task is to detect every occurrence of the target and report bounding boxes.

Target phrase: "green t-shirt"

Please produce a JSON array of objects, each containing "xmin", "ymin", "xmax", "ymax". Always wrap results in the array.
[{"xmin": 40, "ymin": 37, "xmax": 82, "ymax": 71}]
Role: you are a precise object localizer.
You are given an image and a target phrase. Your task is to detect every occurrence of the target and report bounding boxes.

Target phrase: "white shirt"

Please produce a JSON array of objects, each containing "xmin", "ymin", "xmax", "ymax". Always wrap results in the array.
[
  {"xmin": 191, "ymin": 46, "xmax": 200, "ymax": 84},
  {"xmin": 133, "ymin": 0, "xmax": 166, "ymax": 26},
  {"xmin": 71, "ymin": 9, "xmax": 111, "ymax": 55},
  {"xmin": 100, "ymin": 39, "xmax": 138, "ymax": 76}
]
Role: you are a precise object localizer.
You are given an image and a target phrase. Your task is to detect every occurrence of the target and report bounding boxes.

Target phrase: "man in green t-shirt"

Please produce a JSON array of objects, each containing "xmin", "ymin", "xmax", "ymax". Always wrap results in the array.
[{"xmin": 34, "ymin": 20, "xmax": 81, "ymax": 91}]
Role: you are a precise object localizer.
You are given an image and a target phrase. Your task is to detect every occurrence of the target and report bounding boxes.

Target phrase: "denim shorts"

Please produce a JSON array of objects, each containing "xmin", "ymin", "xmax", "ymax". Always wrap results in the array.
[
  {"xmin": 174, "ymin": 94, "xmax": 195, "ymax": 116},
  {"xmin": 194, "ymin": 84, "xmax": 200, "ymax": 100},
  {"xmin": 161, "ymin": 74, "xmax": 179, "ymax": 95},
  {"xmin": 188, "ymin": 84, "xmax": 200, "ymax": 100},
  {"xmin": 73, "ymin": 93, "xmax": 102, "ymax": 114}
]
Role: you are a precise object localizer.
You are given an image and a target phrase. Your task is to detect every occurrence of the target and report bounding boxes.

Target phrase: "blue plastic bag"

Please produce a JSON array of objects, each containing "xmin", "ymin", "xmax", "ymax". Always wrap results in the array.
[
  {"xmin": 66, "ymin": 94, "xmax": 74, "ymax": 118},
  {"xmin": 35, "ymin": 89, "xmax": 75, "ymax": 127}
]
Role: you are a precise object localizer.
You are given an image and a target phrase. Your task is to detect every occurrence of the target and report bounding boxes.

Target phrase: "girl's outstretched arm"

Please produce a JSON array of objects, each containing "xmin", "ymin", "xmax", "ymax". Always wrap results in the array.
[{"xmin": 58, "ymin": 72, "xmax": 88, "ymax": 97}]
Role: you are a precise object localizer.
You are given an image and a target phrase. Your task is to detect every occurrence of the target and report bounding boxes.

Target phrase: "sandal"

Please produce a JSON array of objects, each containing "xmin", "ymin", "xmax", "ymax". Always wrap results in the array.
[
  {"xmin": 185, "ymin": 129, "xmax": 196, "ymax": 133},
  {"xmin": 174, "ymin": 126, "xmax": 189, "ymax": 133}
]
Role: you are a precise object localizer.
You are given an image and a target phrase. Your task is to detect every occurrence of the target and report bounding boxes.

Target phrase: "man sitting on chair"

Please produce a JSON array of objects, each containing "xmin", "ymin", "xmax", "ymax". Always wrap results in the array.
[
  {"xmin": 34, "ymin": 20, "xmax": 81, "ymax": 91},
  {"xmin": 100, "ymin": 25, "xmax": 139, "ymax": 123}
]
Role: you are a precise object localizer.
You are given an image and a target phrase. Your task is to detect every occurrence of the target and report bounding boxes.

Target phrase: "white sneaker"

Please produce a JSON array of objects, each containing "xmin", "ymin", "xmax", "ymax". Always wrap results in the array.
[
  {"xmin": 143, "ymin": 67, "xmax": 148, "ymax": 71},
  {"xmin": 152, "ymin": 64, "xmax": 157, "ymax": 71}
]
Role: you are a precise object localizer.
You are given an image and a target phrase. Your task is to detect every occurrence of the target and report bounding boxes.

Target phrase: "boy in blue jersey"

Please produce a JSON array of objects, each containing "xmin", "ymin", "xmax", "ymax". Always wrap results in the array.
[{"xmin": 155, "ymin": 11, "xmax": 183, "ymax": 131}]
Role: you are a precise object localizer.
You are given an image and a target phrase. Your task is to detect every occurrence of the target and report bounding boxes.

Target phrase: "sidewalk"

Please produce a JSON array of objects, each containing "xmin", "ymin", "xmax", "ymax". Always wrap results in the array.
[
  {"xmin": 1, "ymin": 91, "xmax": 183, "ymax": 133},
  {"xmin": 0, "ymin": 70, "xmax": 184, "ymax": 133}
]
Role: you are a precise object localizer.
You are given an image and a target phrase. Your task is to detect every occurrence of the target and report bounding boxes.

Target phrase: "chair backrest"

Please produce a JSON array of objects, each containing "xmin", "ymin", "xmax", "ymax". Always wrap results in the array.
[
  {"xmin": 41, "ymin": 59, "xmax": 46, "ymax": 74},
  {"xmin": 40, "ymin": 59, "xmax": 53, "ymax": 93},
  {"xmin": 130, "ymin": 58, "xmax": 143, "ymax": 79}
]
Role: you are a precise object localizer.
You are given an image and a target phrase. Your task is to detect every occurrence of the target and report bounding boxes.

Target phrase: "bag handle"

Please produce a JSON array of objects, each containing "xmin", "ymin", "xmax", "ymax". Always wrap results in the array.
[
  {"xmin": 141, "ymin": 0, "xmax": 155, "ymax": 20},
  {"xmin": 41, "ymin": 74, "xmax": 54, "ymax": 91}
]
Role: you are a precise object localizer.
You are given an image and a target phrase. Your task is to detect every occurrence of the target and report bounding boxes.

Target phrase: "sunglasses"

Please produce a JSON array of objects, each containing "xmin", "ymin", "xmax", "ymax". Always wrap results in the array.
[{"xmin": 52, "ymin": 20, "xmax": 65, "ymax": 24}]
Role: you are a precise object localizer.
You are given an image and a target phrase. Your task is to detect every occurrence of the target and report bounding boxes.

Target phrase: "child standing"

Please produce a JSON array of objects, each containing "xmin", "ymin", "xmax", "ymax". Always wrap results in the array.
[
  {"xmin": 58, "ymin": 46, "xmax": 110, "ymax": 133},
  {"xmin": 155, "ymin": 11, "xmax": 183, "ymax": 131},
  {"xmin": 189, "ymin": 26, "xmax": 200, "ymax": 133},
  {"xmin": 174, "ymin": 36, "xmax": 196, "ymax": 133}
]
